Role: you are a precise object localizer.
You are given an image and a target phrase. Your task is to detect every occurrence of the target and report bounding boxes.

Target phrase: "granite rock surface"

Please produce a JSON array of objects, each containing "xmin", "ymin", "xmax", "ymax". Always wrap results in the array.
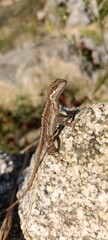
[{"xmin": 18, "ymin": 102, "xmax": 108, "ymax": 240}]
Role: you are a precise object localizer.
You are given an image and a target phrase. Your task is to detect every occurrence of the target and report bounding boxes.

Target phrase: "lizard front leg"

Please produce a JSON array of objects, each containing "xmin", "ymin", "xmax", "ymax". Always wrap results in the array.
[{"xmin": 56, "ymin": 112, "xmax": 76, "ymax": 128}]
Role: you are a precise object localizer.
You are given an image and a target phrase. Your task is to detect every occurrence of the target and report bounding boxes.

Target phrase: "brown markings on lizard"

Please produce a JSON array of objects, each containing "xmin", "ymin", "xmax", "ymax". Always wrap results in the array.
[{"xmin": 1, "ymin": 78, "xmax": 74, "ymax": 213}]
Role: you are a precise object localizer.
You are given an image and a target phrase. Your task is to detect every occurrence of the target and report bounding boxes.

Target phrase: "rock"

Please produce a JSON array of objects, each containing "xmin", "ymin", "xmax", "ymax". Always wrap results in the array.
[
  {"xmin": 18, "ymin": 102, "xmax": 108, "ymax": 240},
  {"xmin": 0, "ymin": 80, "xmax": 25, "ymax": 108},
  {"xmin": 66, "ymin": 0, "xmax": 90, "ymax": 26},
  {"xmin": 0, "ymin": 38, "xmax": 87, "ymax": 108},
  {"xmin": 36, "ymin": 9, "xmax": 47, "ymax": 22},
  {"xmin": 77, "ymin": 37, "xmax": 108, "ymax": 66},
  {"xmin": 0, "ymin": 0, "xmax": 19, "ymax": 7},
  {"xmin": 44, "ymin": 0, "xmax": 90, "ymax": 27},
  {"xmin": 0, "ymin": 150, "xmax": 26, "ymax": 240}
]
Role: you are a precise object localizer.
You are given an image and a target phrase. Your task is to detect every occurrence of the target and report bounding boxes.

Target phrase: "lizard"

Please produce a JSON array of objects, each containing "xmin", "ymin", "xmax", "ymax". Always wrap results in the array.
[{"xmin": 1, "ymin": 78, "xmax": 73, "ymax": 213}]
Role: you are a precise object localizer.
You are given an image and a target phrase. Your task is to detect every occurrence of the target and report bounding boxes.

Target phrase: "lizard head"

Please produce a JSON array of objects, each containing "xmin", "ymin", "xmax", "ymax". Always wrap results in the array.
[{"xmin": 48, "ymin": 78, "xmax": 67, "ymax": 100}]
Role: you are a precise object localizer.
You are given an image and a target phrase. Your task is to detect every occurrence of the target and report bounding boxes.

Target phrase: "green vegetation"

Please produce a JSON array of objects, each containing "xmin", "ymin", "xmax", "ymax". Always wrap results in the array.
[
  {"xmin": 57, "ymin": 4, "xmax": 68, "ymax": 27},
  {"xmin": 93, "ymin": 69, "xmax": 108, "ymax": 93},
  {"xmin": 0, "ymin": 33, "xmax": 14, "ymax": 52},
  {"xmin": 83, "ymin": 0, "xmax": 108, "ymax": 20},
  {"xmin": 83, "ymin": 0, "xmax": 108, "ymax": 48},
  {"xmin": 80, "ymin": 28, "xmax": 102, "ymax": 43},
  {"xmin": 82, "ymin": 0, "xmax": 108, "ymax": 95},
  {"xmin": 0, "ymin": 95, "xmax": 43, "ymax": 153},
  {"xmin": 0, "ymin": 0, "xmax": 44, "ymax": 52}
]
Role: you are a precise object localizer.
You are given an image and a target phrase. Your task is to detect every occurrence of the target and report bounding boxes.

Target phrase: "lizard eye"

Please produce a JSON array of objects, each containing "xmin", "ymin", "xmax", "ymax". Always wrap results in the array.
[{"xmin": 52, "ymin": 86, "xmax": 56, "ymax": 90}]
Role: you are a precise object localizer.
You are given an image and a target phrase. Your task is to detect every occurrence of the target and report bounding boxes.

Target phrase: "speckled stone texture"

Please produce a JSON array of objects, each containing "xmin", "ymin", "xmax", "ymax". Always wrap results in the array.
[{"xmin": 18, "ymin": 103, "xmax": 108, "ymax": 240}]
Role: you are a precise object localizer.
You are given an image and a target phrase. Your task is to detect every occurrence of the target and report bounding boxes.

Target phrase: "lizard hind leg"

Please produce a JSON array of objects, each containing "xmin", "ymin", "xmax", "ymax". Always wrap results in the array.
[
  {"xmin": 47, "ymin": 136, "xmax": 63, "ymax": 163},
  {"xmin": 47, "ymin": 136, "xmax": 58, "ymax": 156}
]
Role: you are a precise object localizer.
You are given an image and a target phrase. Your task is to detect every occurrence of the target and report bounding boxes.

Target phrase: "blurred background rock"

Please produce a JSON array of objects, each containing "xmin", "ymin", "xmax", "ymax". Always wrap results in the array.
[{"xmin": 0, "ymin": 0, "xmax": 108, "ymax": 152}]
